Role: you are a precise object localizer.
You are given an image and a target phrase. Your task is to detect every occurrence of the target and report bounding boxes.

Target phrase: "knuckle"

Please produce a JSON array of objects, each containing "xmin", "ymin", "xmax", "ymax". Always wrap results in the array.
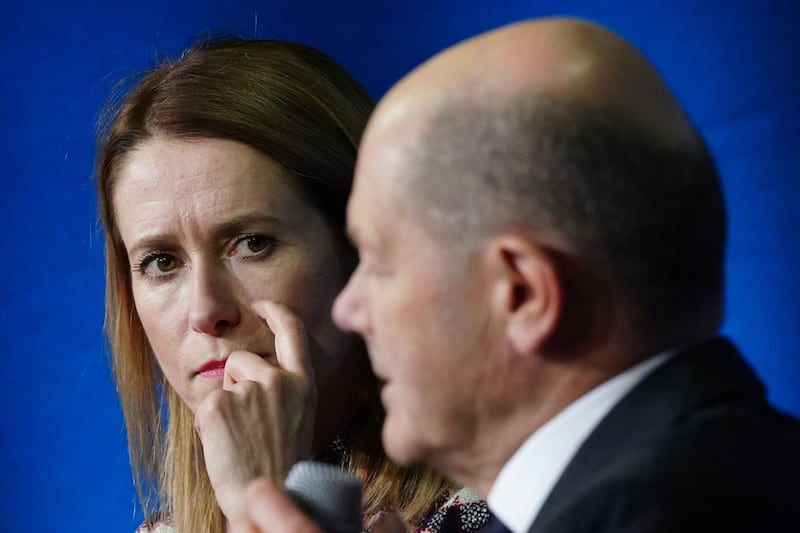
[
  {"xmin": 259, "ymin": 369, "xmax": 282, "ymax": 389},
  {"xmin": 227, "ymin": 350, "xmax": 249, "ymax": 365},
  {"xmin": 236, "ymin": 379, "xmax": 260, "ymax": 395},
  {"xmin": 196, "ymin": 389, "xmax": 227, "ymax": 418}
]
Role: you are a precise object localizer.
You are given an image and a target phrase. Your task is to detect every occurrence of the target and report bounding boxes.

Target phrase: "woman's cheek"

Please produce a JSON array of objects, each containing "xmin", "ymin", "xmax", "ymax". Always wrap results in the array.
[
  {"xmin": 236, "ymin": 253, "xmax": 350, "ymax": 385},
  {"xmin": 133, "ymin": 284, "xmax": 190, "ymax": 384},
  {"xmin": 293, "ymin": 268, "xmax": 353, "ymax": 384},
  {"xmin": 135, "ymin": 282, "xmax": 183, "ymax": 339}
]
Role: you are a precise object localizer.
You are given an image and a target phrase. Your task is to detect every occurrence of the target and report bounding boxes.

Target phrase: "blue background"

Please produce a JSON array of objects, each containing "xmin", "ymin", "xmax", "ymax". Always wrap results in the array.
[{"xmin": 1, "ymin": 1, "xmax": 798, "ymax": 531}]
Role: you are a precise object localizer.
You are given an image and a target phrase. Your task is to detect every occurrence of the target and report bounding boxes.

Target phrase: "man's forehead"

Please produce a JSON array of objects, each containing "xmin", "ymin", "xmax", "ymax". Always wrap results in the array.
[
  {"xmin": 346, "ymin": 163, "xmax": 384, "ymax": 249},
  {"xmin": 346, "ymin": 90, "xmax": 433, "ymax": 245},
  {"xmin": 352, "ymin": 122, "xmax": 417, "ymax": 208}
]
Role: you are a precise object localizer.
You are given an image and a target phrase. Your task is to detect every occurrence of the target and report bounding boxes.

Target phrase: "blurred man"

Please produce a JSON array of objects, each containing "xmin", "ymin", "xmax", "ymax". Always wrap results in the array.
[{"xmin": 232, "ymin": 17, "xmax": 800, "ymax": 533}]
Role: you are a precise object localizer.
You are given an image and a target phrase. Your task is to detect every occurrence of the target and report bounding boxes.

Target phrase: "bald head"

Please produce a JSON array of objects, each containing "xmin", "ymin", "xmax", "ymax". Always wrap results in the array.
[
  {"xmin": 354, "ymin": 16, "xmax": 726, "ymax": 340},
  {"xmin": 369, "ymin": 18, "xmax": 696, "ymax": 150}
]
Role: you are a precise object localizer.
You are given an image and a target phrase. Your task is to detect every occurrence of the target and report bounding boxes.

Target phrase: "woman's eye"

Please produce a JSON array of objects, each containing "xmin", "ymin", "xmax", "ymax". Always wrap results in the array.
[
  {"xmin": 136, "ymin": 253, "xmax": 180, "ymax": 278},
  {"xmin": 231, "ymin": 234, "xmax": 275, "ymax": 259},
  {"xmin": 154, "ymin": 256, "xmax": 178, "ymax": 272}
]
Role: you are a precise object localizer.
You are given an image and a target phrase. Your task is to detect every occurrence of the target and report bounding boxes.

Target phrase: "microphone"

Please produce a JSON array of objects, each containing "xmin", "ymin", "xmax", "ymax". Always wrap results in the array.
[{"xmin": 285, "ymin": 460, "xmax": 363, "ymax": 533}]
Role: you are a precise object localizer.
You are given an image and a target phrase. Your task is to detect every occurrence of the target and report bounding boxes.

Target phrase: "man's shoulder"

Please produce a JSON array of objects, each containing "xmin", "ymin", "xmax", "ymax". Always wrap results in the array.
[
  {"xmin": 533, "ymin": 406, "xmax": 800, "ymax": 533},
  {"xmin": 613, "ymin": 398, "xmax": 800, "ymax": 496}
]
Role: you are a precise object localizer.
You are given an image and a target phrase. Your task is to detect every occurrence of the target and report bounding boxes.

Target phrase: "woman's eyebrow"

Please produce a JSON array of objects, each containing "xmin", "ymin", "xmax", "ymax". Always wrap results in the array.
[
  {"xmin": 126, "ymin": 234, "xmax": 175, "ymax": 259},
  {"xmin": 211, "ymin": 213, "xmax": 283, "ymax": 238},
  {"xmin": 127, "ymin": 214, "xmax": 284, "ymax": 257}
]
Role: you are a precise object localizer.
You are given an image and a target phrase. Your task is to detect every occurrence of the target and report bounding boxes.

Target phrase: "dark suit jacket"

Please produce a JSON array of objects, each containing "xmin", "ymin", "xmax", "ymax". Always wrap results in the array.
[{"xmin": 528, "ymin": 337, "xmax": 800, "ymax": 533}]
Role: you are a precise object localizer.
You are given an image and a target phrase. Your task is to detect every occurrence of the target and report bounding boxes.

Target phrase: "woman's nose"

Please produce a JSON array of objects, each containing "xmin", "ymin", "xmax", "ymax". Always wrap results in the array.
[{"xmin": 188, "ymin": 264, "xmax": 241, "ymax": 336}]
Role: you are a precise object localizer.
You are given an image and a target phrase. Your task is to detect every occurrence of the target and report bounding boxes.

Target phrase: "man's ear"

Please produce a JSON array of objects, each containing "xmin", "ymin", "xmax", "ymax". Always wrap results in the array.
[{"xmin": 488, "ymin": 234, "xmax": 563, "ymax": 357}]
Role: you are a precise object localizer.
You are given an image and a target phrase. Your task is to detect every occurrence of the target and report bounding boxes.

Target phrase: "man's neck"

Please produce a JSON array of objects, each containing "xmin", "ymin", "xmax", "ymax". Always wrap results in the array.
[{"xmin": 437, "ymin": 364, "xmax": 617, "ymax": 494}]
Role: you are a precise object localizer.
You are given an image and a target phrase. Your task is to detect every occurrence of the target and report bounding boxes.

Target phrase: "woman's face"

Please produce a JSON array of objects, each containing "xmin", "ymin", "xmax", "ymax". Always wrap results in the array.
[{"xmin": 113, "ymin": 137, "xmax": 352, "ymax": 411}]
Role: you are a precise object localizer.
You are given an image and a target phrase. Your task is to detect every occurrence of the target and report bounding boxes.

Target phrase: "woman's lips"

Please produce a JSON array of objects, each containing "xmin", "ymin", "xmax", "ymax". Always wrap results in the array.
[{"xmin": 197, "ymin": 358, "xmax": 227, "ymax": 379}]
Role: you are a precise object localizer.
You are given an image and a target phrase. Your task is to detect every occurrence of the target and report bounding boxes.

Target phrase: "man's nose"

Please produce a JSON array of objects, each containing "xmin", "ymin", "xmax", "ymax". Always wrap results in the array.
[{"xmin": 332, "ymin": 268, "xmax": 369, "ymax": 335}]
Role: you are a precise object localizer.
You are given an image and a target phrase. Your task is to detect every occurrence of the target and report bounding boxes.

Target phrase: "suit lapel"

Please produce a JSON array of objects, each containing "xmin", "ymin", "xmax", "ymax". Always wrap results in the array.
[{"xmin": 530, "ymin": 337, "xmax": 766, "ymax": 531}]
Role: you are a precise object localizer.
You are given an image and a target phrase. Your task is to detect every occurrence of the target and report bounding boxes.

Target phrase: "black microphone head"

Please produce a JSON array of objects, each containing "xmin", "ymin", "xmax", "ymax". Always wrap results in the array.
[{"xmin": 285, "ymin": 460, "xmax": 363, "ymax": 533}]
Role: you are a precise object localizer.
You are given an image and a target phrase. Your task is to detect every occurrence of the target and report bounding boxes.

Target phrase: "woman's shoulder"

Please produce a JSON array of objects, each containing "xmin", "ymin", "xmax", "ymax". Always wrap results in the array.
[{"xmin": 416, "ymin": 486, "xmax": 490, "ymax": 533}]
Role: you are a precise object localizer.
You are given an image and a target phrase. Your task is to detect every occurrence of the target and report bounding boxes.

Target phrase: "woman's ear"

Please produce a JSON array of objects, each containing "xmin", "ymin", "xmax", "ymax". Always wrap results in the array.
[{"xmin": 488, "ymin": 234, "xmax": 563, "ymax": 357}]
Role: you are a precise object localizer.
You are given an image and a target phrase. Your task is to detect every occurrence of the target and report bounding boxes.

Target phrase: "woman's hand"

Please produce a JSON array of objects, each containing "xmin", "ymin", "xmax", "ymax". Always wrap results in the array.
[{"xmin": 194, "ymin": 300, "xmax": 318, "ymax": 521}]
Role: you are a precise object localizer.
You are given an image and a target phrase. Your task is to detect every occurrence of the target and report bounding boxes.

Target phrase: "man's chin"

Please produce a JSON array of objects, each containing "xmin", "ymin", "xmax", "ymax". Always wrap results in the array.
[{"xmin": 381, "ymin": 415, "xmax": 428, "ymax": 467}]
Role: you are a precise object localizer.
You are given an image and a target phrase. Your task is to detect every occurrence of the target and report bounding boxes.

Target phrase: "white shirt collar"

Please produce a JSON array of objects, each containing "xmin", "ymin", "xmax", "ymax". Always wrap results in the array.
[{"xmin": 487, "ymin": 350, "xmax": 675, "ymax": 533}]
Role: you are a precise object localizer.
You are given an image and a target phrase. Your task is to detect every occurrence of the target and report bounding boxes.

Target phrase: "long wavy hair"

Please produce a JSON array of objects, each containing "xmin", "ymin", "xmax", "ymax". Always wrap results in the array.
[{"xmin": 96, "ymin": 38, "xmax": 451, "ymax": 533}]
